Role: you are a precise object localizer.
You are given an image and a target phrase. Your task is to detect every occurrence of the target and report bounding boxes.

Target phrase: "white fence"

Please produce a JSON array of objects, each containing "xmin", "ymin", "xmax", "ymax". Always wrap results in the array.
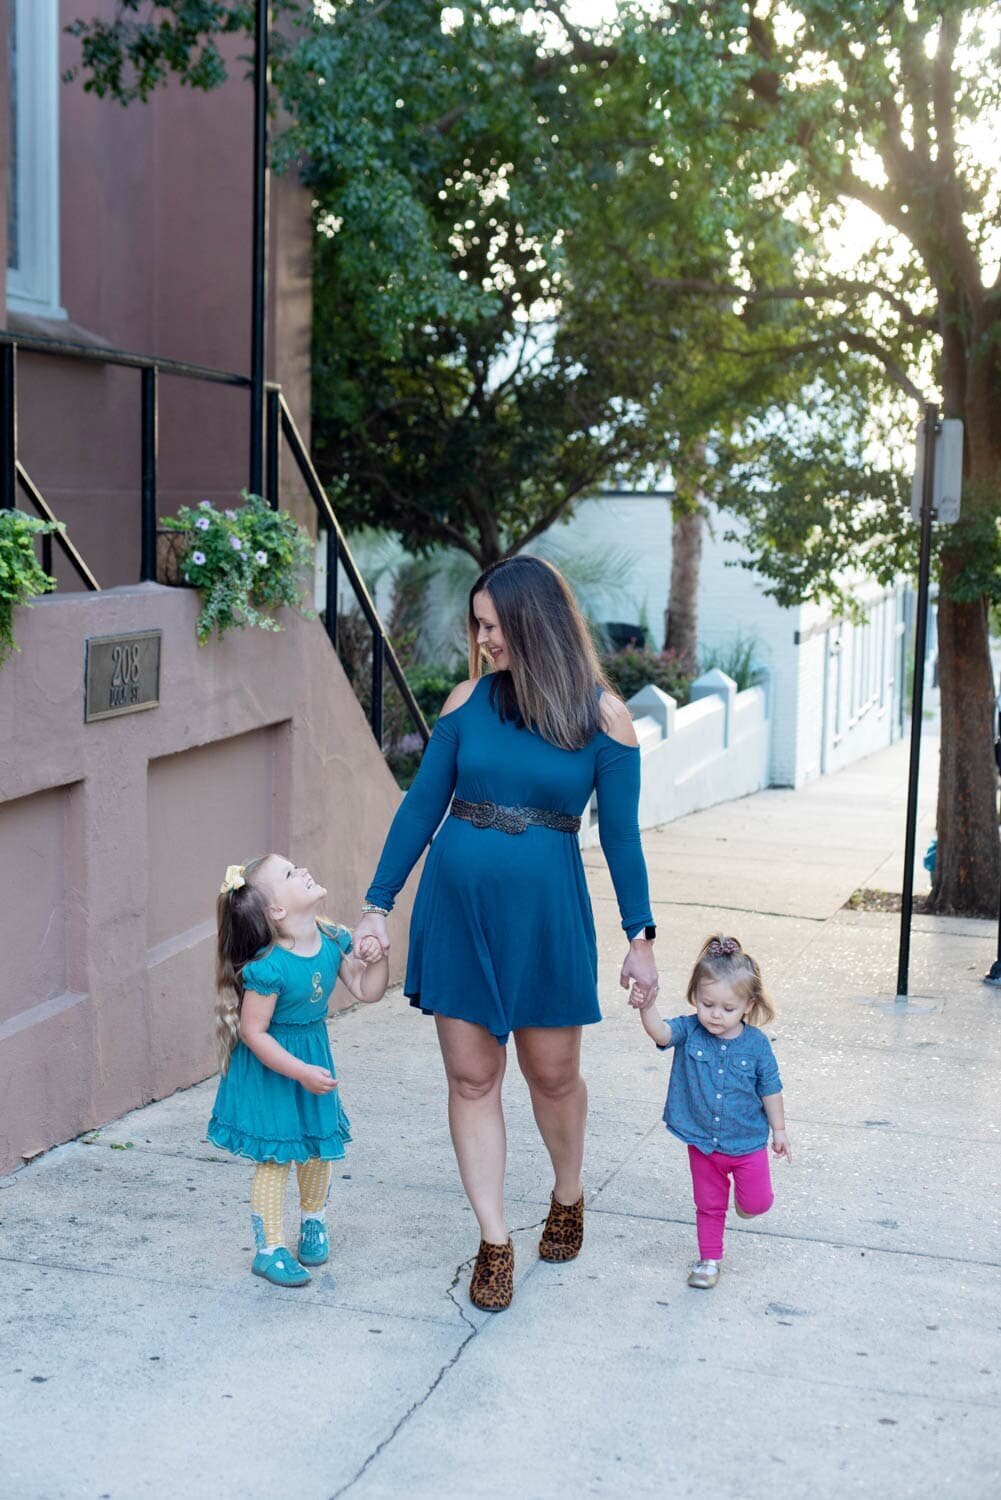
[{"xmin": 580, "ymin": 669, "xmax": 770, "ymax": 847}]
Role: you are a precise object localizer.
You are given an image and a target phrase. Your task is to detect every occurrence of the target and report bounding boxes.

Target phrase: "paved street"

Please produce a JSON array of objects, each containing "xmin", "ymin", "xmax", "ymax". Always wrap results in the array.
[{"xmin": 2, "ymin": 730, "xmax": 999, "ymax": 1499}]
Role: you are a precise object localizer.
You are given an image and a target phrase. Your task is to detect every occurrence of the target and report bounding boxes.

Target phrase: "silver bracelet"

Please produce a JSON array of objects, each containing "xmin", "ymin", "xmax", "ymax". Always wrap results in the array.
[{"xmin": 361, "ymin": 902, "xmax": 389, "ymax": 917}]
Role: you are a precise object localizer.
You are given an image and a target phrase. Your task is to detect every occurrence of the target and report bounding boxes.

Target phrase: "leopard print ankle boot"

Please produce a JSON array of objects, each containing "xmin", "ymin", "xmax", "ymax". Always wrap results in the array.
[
  {"xmin": 539, "ymin": 1191, "xmax": 584, "ymax": 1262},
  {"xmin": 469, "ymin": 1237, "xmax": 514, "ymax": 1311}
]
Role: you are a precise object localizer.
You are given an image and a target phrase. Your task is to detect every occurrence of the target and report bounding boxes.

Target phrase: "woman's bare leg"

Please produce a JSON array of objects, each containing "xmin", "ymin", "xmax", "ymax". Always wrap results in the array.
[
  {"xmin": 514, "ymin": 1026, "xmax": 586, "ymax": 1205},
  {"xmin": 435, "ymin": 1015, "xmax": 508, "ymax": 1244}
]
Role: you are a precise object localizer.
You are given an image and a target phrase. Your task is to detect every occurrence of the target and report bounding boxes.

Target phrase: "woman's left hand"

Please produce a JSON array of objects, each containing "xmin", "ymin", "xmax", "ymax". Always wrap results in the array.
[{"xmin": 620, "ymin": 940, "xmax": 659, "ymax": 1011}]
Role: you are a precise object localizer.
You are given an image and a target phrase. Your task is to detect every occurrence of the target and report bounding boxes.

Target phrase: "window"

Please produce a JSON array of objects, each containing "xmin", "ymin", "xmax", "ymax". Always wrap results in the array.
[{"xmin": 6, "ymin": 0, "xmax": 65, "ymax": 319}]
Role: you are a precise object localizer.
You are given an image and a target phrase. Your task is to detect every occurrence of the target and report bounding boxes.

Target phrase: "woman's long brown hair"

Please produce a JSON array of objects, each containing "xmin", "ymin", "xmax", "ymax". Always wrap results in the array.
[{"xmin": 467, "ymin": 556, "xmax": 612, "ymax": 751}]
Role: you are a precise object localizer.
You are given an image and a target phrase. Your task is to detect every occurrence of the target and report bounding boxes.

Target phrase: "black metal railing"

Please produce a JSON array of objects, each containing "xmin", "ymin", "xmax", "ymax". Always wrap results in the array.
[{"xmin": 0, "ymin": 329, "xmax": 429, "ymax": 750}]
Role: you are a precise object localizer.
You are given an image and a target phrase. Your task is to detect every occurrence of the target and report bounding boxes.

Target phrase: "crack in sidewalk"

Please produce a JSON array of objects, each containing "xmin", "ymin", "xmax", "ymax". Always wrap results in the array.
[{"xmin": 329, "ymin": 1214, "xmax": 546, "ymax": 1499}]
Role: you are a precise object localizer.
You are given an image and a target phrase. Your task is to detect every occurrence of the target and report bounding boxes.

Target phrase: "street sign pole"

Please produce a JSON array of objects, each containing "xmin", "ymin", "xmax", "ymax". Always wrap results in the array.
[
  {"xmin": 896, "ymin": 401, "xmax": 938, "ymax": 1001},
  {"xmin": 987, "ymin": 691, "xmax": 1001, "ymax": 988}
]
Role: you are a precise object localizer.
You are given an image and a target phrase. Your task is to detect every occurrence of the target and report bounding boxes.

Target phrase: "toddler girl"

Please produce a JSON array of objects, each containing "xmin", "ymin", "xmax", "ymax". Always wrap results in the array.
[
  {"xmin": 632, "ymin": 934, "xmax": 791, "ymax": 1289},
  {"xmin": 208, "ymin": 854, "xmax": 388, "ymax": 1286}
]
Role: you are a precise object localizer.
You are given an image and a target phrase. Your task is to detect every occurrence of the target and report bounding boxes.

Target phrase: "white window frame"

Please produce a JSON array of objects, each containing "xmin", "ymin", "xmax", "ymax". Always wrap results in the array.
[{"xmin": 7, "ymin": 0, "xmax": 66, "ymax": 319}]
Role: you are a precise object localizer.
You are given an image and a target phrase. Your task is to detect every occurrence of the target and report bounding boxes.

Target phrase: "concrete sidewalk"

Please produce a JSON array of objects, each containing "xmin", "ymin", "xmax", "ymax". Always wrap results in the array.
[{"xmin": 2, "ymin": 734, "xmax": 999, "ymax": 1500}]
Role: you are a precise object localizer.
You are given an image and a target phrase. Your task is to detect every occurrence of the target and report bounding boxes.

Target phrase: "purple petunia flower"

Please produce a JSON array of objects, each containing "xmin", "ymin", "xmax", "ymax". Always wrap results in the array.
[
  {"xmin": 229, "ymin": 535, "xmax": 243, "ymax": 551},
  {"xmin": 195, "ymin": 516, "xmax": 210, "ymax": 530},
  {"xmin": 255, "ymin": 550, "xmax": 268, "ymax": 565},
  {"xmin": 191, "ymin": 550, "xmax": 206, "ymax": 566}
]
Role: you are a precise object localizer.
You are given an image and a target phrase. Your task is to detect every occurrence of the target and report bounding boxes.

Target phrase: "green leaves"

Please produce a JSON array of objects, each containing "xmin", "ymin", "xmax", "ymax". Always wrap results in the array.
[
  {"xmin": 0, "ymin": 512, "xmax": 63, "ymax": 668},
  {"xmin": 160, "ymin": 492, "xmax": 314, "ymax": 643}
]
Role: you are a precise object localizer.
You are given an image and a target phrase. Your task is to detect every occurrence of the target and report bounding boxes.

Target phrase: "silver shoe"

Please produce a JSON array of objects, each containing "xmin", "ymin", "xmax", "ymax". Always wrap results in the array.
[
  {"xmin": 733, "ymin": 1203, "xmax": 756, "ymax": 1220},
  {"xmin": 687, "ymin": 1258, "xmax": 721, "ymax": 1289}
]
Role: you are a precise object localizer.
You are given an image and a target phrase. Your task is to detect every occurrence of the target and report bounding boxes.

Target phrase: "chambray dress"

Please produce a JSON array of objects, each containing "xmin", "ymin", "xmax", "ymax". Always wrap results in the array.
[
  {"xmin": 207, "ymin": 924, "xmax": 353, "ymax": 1163},
  {"xmin": 365, "ymin": 675, "xmax": 653, "ymax": 1043}
]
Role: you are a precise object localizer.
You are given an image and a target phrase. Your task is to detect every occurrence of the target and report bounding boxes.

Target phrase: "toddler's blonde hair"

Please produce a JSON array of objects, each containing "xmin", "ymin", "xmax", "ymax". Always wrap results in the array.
[{"xmin": 686, "ymin": 934, "xmax": 775, "ymax": 1026}]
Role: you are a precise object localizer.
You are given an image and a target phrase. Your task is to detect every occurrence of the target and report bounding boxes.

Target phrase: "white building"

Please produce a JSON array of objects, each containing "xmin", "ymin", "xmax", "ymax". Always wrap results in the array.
[{"xmin": 521, "ymin": 489, "xmax": 911, "ymax": 789}]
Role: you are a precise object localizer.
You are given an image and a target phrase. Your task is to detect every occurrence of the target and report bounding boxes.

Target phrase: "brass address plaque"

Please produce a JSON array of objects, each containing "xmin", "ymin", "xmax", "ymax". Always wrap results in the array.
[{"xmin": 85, "ymin": 630, "xmax": 161, "ymax": 722}]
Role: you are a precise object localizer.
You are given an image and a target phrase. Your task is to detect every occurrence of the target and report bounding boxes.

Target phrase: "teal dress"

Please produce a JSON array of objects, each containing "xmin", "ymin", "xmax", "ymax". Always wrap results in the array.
[
  {"xmin": 207, "ymin": 924, "xmax": 353, "ymax": 1163},
  {"xmin": 365, "ymin": 676, "xmax": 653, "ymax": 1044}
]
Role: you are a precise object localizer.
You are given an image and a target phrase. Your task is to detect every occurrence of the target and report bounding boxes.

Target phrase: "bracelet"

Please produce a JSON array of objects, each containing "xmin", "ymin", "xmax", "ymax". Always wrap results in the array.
[{"xmin": 361, "ymin": 902, "xmax": 389, "ymax": 917}]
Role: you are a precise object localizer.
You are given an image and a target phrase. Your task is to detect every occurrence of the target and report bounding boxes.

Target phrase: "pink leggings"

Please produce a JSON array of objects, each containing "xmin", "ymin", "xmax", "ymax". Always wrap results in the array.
[{"xmin": 688, "ymin": 1145, "xmax": 774, "ymax": 1260}]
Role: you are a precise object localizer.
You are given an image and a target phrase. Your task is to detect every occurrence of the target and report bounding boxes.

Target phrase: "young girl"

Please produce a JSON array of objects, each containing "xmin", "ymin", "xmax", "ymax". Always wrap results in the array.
[
  {"xmin": 632, "ymin": 934, "xmax": 791, "ymax": 1289},
  {"xmin": 208, "ymin": 854, "xmax": 388, "ymax": 1286}
]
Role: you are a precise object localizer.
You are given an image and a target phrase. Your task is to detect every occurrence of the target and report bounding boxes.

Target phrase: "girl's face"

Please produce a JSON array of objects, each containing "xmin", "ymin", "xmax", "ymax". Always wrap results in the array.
[
  {"xmin": 695, "ymin": 978, "xmax": 752, "ymax": 1039},
  {"xmin": 257, "ymin": 855, "xmax": 326, "ymax": 922},
  {"xmin": 472, "ymin": 590, "xmax": 510, "ymax": 671}
]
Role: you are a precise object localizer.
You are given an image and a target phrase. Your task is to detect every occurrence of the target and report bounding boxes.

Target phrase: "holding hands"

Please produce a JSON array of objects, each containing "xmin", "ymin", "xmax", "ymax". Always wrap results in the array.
[
  {"xmin": 620, "ymin": 939, "xmax": 659, "ymax": 1013},
  {"xmin": 354, "ymin": 910, "xmax": 390, "ymax": 964}
]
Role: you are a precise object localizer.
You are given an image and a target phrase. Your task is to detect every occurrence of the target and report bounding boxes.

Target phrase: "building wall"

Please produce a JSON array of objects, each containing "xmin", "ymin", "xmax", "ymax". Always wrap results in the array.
[
  {"xmin": 0, "ymin": 588, "xmax": 414, "ymax": 1175},
  {"xmin": 3, "ymin": 2, "xmax": 315, "ymax": 589}
]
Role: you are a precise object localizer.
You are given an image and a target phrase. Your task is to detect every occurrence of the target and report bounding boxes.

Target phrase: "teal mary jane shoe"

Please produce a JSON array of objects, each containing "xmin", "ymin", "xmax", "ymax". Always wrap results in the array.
[
  {"xmin": 252, "ymin": 1247, "xmax": 311, "ymax": 1287},
  {"xmin": 298, "ymin": 1218, "xmax": 330, "ymax": 1267}
]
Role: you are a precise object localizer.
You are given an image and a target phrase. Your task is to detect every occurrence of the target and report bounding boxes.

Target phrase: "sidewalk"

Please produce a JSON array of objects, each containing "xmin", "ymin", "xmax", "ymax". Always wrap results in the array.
[{"xmin": 2, "ymin": 733, "xmax": 999, "ymax": 1500}]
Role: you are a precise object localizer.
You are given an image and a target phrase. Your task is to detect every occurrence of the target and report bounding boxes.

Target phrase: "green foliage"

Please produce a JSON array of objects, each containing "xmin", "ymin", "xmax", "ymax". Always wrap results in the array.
[
  {"xmin": 63, "ymin": 1, "xmax": 301, "ymax": 104},
  {"xmin": 698, "ymin": 636, "xmax": 761, "ymax": 694},
  {"xmin": 405, "ymin": 662, "xmax": 470, "ymax": 727},
  {"xmin": 0, "ymin": 511, "xmax": 64, "ymax": 668},
  {"xmin": 600, "ymin": 648, "xmax": 692, "ymax": 707},
  {"xmin": 160, "ymin": 492, "xmax": 314, "ymax": 643}
]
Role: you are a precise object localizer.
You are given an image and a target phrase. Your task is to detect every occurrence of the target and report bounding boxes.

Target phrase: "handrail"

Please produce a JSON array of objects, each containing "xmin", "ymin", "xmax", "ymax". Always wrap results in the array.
[
  {"xmin": 0, "ymin": 330, "xmax": 429, "ymax": 754},
  {"xmin": 16, "ymin": 462, "xmax": 101, "ymax": 592},
  {"xmin": 277, "ymin": 395, "xmax": 430, "ymax": 745},
  {"xmin": 0, "ymin": 329, "xmax": 250, "ymax": 388}
]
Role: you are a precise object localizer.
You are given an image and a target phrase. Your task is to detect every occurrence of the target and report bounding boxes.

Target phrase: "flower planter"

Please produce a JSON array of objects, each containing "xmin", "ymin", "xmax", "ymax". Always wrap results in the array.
[{"xmin": 156, "ymin": 529, "xmax": 190, "ymax": 587}]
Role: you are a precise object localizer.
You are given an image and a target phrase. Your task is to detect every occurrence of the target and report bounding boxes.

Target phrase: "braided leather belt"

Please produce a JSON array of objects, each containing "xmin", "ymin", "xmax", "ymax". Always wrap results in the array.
[{"xmin": 451, "ymin": 797, "xmax": 581, "ymax": 836}]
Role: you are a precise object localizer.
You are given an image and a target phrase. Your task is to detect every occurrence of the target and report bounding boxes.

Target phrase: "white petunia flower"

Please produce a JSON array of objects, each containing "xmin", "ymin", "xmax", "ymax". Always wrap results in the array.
[
  {"xmin": 195, "ymin": 516, "xmax": 210, "ymax": 530},
  {"xmin": 255, "ymin": 550, "xmax": 268, "ymax": 565},
  {"xmin": 199, "ymin": 500, "xmax": 213, "ymax": 510},
  {"xmin": 225, "ymin": 509, "xmax": 237, "ymax": 520},
  {"xmin": 191, "ymin": 550, "xmax": 206, "ymax": 566},
  {"xmin": 229, "ymin": 535, "xmax": 243, "ymax": 550}
]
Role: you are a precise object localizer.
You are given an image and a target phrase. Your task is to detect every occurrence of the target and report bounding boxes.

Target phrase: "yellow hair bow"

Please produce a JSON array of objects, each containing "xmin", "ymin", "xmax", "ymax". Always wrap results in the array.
[{"xmin": 220, "ymin": 864, "xmax": 246, "ymax": 895}]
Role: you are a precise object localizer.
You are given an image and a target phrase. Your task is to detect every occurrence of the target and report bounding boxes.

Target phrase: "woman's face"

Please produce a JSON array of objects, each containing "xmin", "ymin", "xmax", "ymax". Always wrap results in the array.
[{"xmin": 472, "ymin": 590, "xmax": 510, "ymax": 670}]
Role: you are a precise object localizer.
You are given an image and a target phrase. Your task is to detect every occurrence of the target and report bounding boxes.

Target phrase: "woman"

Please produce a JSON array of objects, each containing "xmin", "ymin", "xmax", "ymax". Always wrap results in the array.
[{"xmin": 354, "ymin": 556, "xmax": 658, "ymax": 1310}]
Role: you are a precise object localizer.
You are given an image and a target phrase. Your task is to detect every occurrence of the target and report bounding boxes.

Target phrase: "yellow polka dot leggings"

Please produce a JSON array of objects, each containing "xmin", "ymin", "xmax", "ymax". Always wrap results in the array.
[{"xmin": 250, "ymin": 1159, "xmax": 332, "ymax": 1252}]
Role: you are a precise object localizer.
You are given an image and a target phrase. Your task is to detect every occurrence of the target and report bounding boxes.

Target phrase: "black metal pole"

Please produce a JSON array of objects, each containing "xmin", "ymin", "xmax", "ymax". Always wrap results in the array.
[
  {"xmin": 325, "ymin": 528, "xmax": 339, "ymax": 651},
  {"xmin": 140, "ymin": 367, "xmax": 158, "ymax": 581},
  {"xmin": 249, "ymin": 0, "xmax": 270, "ymax": 496},
  {"xmin": 265, "ymin": 388, "xmax": 280, "ymax": 508},
  {"xmin": 371, "ymin": 632, "xmax": 384, "ymax": 745},
  {"xmin": 1, "ymin": 342, "xmax": 16, "ymax": 509},
  {"xmin": 987, "ymin": 700, "xmax": 1001, "ymax": 987},
  {"xmin": 896, "ymin": 401, "xmax": 938, "ymax": 1000}
]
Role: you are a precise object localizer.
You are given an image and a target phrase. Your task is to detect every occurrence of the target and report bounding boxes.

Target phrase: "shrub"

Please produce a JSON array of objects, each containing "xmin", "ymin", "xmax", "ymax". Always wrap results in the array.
[
  {"xmin": 0, "ymin": 511, "xmax": 64, "ymax": 668},
  {"xmin": 600, "ymin": 647, "xmax": 692, "ymax": 705}
]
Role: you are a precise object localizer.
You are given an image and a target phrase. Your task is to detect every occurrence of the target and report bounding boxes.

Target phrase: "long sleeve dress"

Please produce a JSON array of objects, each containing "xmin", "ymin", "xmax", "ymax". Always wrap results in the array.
[{"xmin": 366, "ymin": 674, "xmax": 653, "ymax": 1044}]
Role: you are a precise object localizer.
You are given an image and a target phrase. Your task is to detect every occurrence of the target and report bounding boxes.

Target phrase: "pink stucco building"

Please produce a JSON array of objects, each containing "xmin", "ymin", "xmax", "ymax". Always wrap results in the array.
[{"xmin": 0, "ymin": 1, "xmax": 411, "ymax": 1174}]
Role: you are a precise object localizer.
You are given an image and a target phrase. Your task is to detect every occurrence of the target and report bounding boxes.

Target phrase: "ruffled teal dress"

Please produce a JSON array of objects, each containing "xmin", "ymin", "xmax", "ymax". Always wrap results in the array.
[{"xmin": 207, "ymin": 924, "xmax": 353, "ymax": 1163}]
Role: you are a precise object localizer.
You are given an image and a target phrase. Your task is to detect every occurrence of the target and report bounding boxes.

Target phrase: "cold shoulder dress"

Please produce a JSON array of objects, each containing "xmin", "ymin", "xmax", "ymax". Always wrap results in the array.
[{"xmin": 365, "ymin": 675, "xmax": 653, "ymax": 1043}]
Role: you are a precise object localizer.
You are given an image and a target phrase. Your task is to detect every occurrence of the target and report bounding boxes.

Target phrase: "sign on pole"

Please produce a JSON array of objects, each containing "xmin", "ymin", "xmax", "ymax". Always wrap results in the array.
[{"xmin": 910, "ymin": 417, "xmax": 963, "ymax": 522}]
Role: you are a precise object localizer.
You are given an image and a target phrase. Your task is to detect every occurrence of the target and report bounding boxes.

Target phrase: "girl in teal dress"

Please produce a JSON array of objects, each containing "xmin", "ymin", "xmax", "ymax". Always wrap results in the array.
[{"xmin": 208, "ymin": 853, "xmax": 388, "ymax": 1286}]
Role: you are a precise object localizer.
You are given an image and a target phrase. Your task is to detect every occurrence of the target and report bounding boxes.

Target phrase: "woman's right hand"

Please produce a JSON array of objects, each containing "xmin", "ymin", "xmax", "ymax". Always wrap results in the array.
[
  {"xmin": 354, "ymin": 911, "xmax": 390, "ymax": 958},
  {"xmin": 299, "ymin": 1065, "xmax": 339, "ymax": 1095}
]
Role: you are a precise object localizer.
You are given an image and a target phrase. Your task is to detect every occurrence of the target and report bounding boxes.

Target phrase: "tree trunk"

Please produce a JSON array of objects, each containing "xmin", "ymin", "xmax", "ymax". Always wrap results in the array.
[
  {"xmin": 929, "ymin": 554, "xmax": 1000, "ymax": 915},
  {"xmin": 664, "ymin": 438, "xmax": 706, "ymax": 666}
]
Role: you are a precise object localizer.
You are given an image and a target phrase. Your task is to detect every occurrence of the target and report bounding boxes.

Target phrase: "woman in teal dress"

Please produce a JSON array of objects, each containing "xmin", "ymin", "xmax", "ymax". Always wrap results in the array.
[{"xmin": 354, "ymin": 556, "xmax": 659, "ymax": 1310}]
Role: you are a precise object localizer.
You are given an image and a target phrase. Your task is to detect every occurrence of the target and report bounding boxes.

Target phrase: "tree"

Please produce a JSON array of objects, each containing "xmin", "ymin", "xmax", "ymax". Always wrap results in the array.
[{"xmin": 619, "ymin": 1, "xmax": 1001, "ymax": 916}]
